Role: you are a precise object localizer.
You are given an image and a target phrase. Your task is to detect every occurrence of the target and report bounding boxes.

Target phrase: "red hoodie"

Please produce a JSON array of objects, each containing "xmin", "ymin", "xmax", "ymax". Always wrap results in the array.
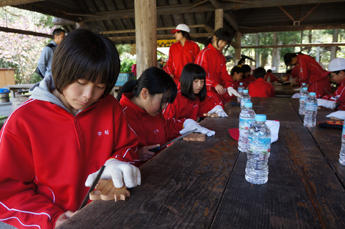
[
  {"xmin": 0, "ymin": 95, "xmax": 140, "ymax": 229},
  {"xmin": 164, "ymin": 40, "xmax": 200, "ymax": 84},
  {"xmin": 120, "ymin": 94, "xmax": 183, "ymax": 147},
  {"xmin": 195, "ymin": 44, "xmax": 234, "ymax": 104},
  {"xmin": 163, "ymin": 90, "xmax": 200, "ymax": 121},
  {"xmin": 248, "ymin": 78, "xmax": 275, "ymax": 98},
  {"xmin": 322, "ymin": 78, "xmax": 345, "ymax": 110},
  {"xmin": 291, "ymin": 54, "xmax": 331, "ymax": 97}
]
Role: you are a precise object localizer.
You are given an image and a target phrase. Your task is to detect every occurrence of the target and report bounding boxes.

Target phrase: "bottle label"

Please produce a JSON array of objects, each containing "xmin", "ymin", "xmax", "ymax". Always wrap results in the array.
[
  {"xmin": 241, "ymin": 98, "xmax": 250, "ymax": 107},
  {"xmin": 300, "ymin": 95, "xmax": 306, "ymax": 102},
  {"xmin": 305, "ymin": 102, "xmax": 317, "ymax": 111},
  {"xmin": 248, "ymin": 136, "xmax": 271, "ymax": 154},
  {"xmin": 239, "ymin": 117, "xmax": 254, "ymax": 130}
]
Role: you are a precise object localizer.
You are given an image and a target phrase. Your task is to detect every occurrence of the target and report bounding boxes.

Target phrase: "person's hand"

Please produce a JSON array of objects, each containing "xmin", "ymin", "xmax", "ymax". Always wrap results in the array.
[
  {"xmin": 85, "ymin": 159, "xmax": 141, "ymax": 189},
  {"xmin": 227, "ymin": 87, "xmax": 241, "ymax": 97},
  {"xmin": 55, "ymin": 211, "xmax": 75, "ymax": 228},
  {"xmin": 207, "ymin": 105, "xmax": 228, "ymax": 117},
  {"xmin": 215, "ymin": 84, "xmax": 226, "ymax": 95},
  {"xmin": 138, "ymin": 144, "xmax": 159, "ymax": 161},
  {"xmin": 180, "ymin": 119, "xmax": 215, "ymax": 137}
]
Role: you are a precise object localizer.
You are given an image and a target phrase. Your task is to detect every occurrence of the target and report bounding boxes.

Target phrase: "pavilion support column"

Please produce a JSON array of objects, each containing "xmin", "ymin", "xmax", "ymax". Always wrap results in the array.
[
  {"xmin": 214, "ymin": 9, "xmax": 223, "ymax": 30},
  {"xmin": 135, "ymin": 0, "xmax": 157, "ymax": 77},
  {"xmin": 234, "ymin": 32, "xmax": 242, "ymax": 65}
]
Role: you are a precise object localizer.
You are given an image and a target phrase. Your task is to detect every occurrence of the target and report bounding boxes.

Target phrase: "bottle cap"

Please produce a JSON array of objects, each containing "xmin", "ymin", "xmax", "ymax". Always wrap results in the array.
[
  {"xmin": 243, "ymin": 89, "xmax": 248, "ymax": 94},
  {"xmin": 255, "ymin": 114, "xmax": 266, "ymax": 122},
  {"xmin": 239, "ymin": 82, "xmax": 243, "ymax": 86},
  {"xmin": 309, "ymin": 92, "xmax": 316, "ymax": 96},
  {"xmin": 302, "ymin": 87, "xmax": 308, "ymax": 91},
  {"xmin": 244, "ymin": 102, "xmax": 252, "ymax": 108}
]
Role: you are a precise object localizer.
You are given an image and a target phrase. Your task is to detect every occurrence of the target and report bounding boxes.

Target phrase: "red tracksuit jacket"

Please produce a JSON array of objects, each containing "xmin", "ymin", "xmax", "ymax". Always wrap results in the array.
[
  {"xmin": 0, "ymin": 95, "xmax": 140, "ymax": 229},
  {"xmin": 163, "ymin": 90, "xmax": 200, "ymax": 121},
  {"xmin": 248, "ymin": 78, "xmax": 275, "ymax": 98},
  {"xmin": 291, "ymin": 54, "xmax": 331, "ymax": 97},
  {"xmin": 195, "ymin": 44, "xmax": 234, "ymax": 104},
  {"xmin": 322, "ymin": 78, "xmax": 345, "ymax": 110},
  {"xmin": 120, "ymin": 94, "xmax": 183, "ymax": 147},
  {"xmin": 264, "ymin": 72, "xmax": 279, "ymax": 83},
  {"xmin": 164, "ymin": 40, "xmax": 200, "ymax": 84}
]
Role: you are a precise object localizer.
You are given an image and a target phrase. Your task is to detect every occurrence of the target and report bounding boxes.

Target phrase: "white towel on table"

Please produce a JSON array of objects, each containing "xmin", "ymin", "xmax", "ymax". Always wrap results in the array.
[
  {"xmin": 266, "ymin": 120, "xmax": 280, "ymax": 143},
  {"xmin": 326, "ymin": 111, "xmax": 345, "ymax": 120}
]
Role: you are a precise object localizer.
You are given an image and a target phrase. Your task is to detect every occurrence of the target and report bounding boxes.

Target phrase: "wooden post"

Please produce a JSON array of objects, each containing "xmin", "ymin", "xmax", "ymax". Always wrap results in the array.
[
  {"xmin": 135, "ymin": 0, "xmax": 157, "ymax": 77},
  {"xmin": 331, "ymin": 29, "xmax": 338, "ymax": 59},
  {"xmin": 234, "ymin": 32, "xmax": 241, "ymax": 65},
  {"xmin": 214, "ymin": 9, "xmax": 223, "ymax": 30},
  {"xmin": 272, "ymin": 32, "xmax": 279, "ymax": 72}
]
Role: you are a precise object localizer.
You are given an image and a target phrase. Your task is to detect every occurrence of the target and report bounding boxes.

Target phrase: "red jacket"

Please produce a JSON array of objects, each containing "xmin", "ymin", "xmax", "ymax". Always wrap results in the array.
[
  {"xmin": 264, "ymin": 72, "xmax": 279, "ymax": 83},
  {"xmin": 120, "ymin": 94, "xmax": 183, "ymax": 147},
  {"xmin": 164, "ymin": 40, "xmax": 200, "ymax": 84},
  {"xmin": 323, "ymin": 78, "xmax": 345, "ymax": 110},
  {"xmin": 248, "ymin": 78, "xmax": 275, "ymax": 98},
  {"xmin": 0, "ymin": 95, "xmax": 140, "ymax": 229},
  {"xmin": 195, "ymin": 43, "xmax": 233, "ymax": 90},
  {"xmin": 163, "ymin": 90, "xmax": 200, "ymax": 121},
  {"xmin": 291, "ymin": 54, "xmax": 331, "ymax": 97}
]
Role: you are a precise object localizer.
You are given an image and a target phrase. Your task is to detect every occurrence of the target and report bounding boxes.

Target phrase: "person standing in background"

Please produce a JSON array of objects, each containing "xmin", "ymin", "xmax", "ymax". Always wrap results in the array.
[
  {"xmin": 284, "ymin": 52, "xmax": 331, "ymax": 97},
  {"xmin": 36, "ymin": 28, "xmax": 65, "ymax": 79},
  {"xmin": 164, "ymin": 24, "xmax": 200, "ymax": 85}
]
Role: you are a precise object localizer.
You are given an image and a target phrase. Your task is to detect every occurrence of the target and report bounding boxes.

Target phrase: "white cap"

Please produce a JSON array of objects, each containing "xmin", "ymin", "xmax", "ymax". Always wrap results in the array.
[
  {"xmin": 171, "ymin": 24, "xmax": 190, "ymax": 34},
  {"xmin": 328, "ymin": 58, "xmax": 345, "ymax": 72}
]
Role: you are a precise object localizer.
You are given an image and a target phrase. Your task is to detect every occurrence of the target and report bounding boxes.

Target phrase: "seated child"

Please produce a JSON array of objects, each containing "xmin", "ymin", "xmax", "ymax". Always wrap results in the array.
[
  {"xmin": 248, "ymin": 67, "xmax": 275, "ymax": 98},
  {"xmin": 164, "ymin": 63, "xmax": 227, "ymax": 120},
  {"xmin": 230, "ymin": 65, "xmax": 245, "ymax": 88},
  {"xmin": 242, "ymin": 64, "xmax": 255, "ymax": 86},
  {"xmin": 0, "ymin": 29, "xmax": 143, "ymax": 229},
  {"xmin": 117, "ymin": 67, "xmax": 215, "ymax": 162},
  {"xmin": 320, "ymin": 58, "xmax": 345, "ymax": 110},
  {"xmin": 264, "ymin": 69, "xmax": 279, "ymax": 83}
]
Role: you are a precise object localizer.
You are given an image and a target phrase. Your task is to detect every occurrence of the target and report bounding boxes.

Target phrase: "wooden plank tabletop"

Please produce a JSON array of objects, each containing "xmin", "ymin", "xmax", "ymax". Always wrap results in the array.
[{"xmin": 59, "ymin": 98, "xmax": 345, "ymax": 229}]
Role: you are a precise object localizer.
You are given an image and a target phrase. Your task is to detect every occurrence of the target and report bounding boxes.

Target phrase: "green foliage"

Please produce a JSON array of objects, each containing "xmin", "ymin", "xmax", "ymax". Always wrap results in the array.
[
  {"xmin": 120, "ymin": 59, "xmax": 135, "ymax": 73},
  {"xmin": 36, "ymin": 15, "xmax": 54, "ymax": 28}
]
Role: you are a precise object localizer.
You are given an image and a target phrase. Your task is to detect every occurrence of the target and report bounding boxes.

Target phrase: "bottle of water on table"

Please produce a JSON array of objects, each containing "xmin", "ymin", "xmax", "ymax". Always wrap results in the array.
[
  {"xmin": 299, "ymin": 87, "xmax": 308, "ymax": 115},
  {"xmin": 237, "ymin": 82, "xmax": 244, "ymax": 103},
  {"xmin": 240, "ymin": 89, "xmax": 251, "ymax": 109},
  {"xmin": 303, "ymin": 92, "xmax": 317, "ymax": 127},
  {"xmin": 238, "ymin": 102, "xmax": 255, "ymax": 152},
  {"xmin": 339, "ymin": 122, "xmax": 345, "ymax": 166},
  {"xmin": 245, "ymin": 114, "xmax": 271, "ymax": 184}
]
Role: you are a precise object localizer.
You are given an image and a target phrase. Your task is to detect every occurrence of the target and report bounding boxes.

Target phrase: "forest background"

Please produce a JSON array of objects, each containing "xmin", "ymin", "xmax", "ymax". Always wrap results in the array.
[{"xmin": 0, "ymin": 6, "xmax": 344, "ymax": 84}]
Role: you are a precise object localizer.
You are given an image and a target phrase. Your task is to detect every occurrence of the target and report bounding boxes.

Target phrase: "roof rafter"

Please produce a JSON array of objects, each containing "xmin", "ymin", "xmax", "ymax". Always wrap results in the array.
[{"xmin": 0, "ymin": 0, "xmax": 43, "ymax": 7}]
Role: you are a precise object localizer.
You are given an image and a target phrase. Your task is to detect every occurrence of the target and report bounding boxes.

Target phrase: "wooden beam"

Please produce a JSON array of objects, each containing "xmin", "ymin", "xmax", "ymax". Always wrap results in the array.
[
  {"xmin": 242, "ymin": 42, "xmax": 345, "ymax": 49},
  {"xmin": 108, "ymin": 33, "xmax": 211, "ymax": 42},
  {"xmin": 0, "ymin": 26, "xmax": 50, "ymax": 38},
  {"xmin": 209, "ymin": 0, "xmax": 239, "ymax": 31},
  {"xmin": 214, "ymin": 8, "xmax": 223, "ymax": 30},
  {"xmin": 101, "ymin": 24, "xmax": 212, "ymax": 35},
  {"xmin": 240, "ymin": 24, "xmax": 345, "ymax": 33},
  {"xmin": 0, "ymin": 0, "xmax": 43, "ymax": 7}
]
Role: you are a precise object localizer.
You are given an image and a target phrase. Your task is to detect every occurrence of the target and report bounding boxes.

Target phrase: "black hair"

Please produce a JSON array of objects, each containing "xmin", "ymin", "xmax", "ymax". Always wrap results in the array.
[
  {"xmin": 267, "ymin": 69, "xmax": 272, "ymax": 73},
  {"xmin": 231, "ymin": 66, "xmax": 243, "ymax": 75},
  {"xmin": 284, "ymin": 53, "xmax": 297, "ymax": 66},
  {"xmin": 180, "ymin": 63, "xmax": 206, "ymax": 101},
  {"xmin": 253, "ymin": 67, "xmax": 266, "ymax": 79},
  {"xmin": 117, "ymin": 67, "xmax": 177, "ymax": 104},
  {"xmin": 241, "ymin": 64, "xmax": 251, "ymax": 73},
  {"xmin": 180, "ymin": 31, "xmax": 191, "ymax": 40},
  {"xmin": 205, "ymin": 28, "xmax": 234, "ymax": 52},
  {"xmin": 52, "ymin": 28, "xmax": 65, "ymax": 38},
  {"xmin": 52, "ymin": 29, "xmax": 120, "ymax": 96}
]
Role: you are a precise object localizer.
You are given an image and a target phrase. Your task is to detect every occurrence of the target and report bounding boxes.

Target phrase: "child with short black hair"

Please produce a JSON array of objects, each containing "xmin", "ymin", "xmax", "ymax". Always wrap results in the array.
[
  {"xmin": 118, "ymin": 67, "xmax": 215, "ymax": 161},
  {"xmin": 248, "ymin": 67, "xmax": 275, "ymax": 98},
  {"xmin": 0, "ymin": 29, "xmax": 142, "ymax": 229}
]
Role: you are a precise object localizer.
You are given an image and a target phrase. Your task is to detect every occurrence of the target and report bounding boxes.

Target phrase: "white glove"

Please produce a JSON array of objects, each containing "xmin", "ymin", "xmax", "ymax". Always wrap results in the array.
[
  {"xmin": 227, "ymin": 87, "xmax": 241, "ymax": 97},
  {"xmin": 317, "ymin": 99, "xmax": 336, "ymax": 110},
  {"xmin": 208, "ymin": 105, "xmax": 228, "ymax": 117},
  {"xmin": 85, "ymin": 159, "xmax": 141, "ymax": 189},
  {"xmin": 180, "ymin": 119, "xmax": 215, "ymax": 137}
]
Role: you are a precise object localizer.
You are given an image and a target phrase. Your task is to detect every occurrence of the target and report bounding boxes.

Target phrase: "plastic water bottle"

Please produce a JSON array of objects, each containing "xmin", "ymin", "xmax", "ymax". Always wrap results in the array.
[
  {"xmin": 240, "ymin": 89, "xmax": 251, "ymax": 109},
  {"xmin": 237, "ymin": 82, "xmax": 244, "ymax": 103},
  {"xmin": 299, "ymin": 87, "xmax": 308, "ymax": 115},
  {"xmin": 245, "ymin": 114, "xmax": 271, "ymax": 184},
  {"xmin": 303, "ymin": 92, "xmax": 317, "ymax": 127},
  {"xmin": 238, "ymin": 102, "xmax": 256, "ymax": 152},
  {"xmin": 339, "ymin": 122, "xmax": 345, "ymax": 166}
]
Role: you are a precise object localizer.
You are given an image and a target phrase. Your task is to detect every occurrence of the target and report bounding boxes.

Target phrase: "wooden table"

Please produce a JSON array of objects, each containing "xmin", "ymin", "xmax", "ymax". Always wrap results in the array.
[
  {"xmin": 59, "ymin": 98, "xmax": 345, "ymax": 229},
  {"xmin": 7, "ymin": 84, "xmax": 34, "ymax": 98},
  {"xmin": 273, "ymin": 83, "xmax": 298, "ymax": 97}
]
